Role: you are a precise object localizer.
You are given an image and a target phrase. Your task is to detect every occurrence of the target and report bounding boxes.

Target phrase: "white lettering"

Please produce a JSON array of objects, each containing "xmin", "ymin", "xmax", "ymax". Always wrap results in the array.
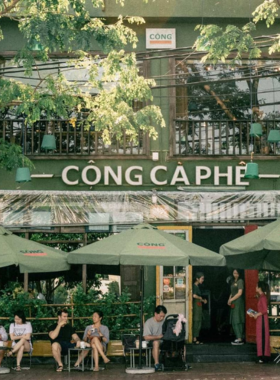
[
  {"xmin": 125, "ymin": 166, "xmax": 143, "ymax": 186},
  {"xmin": 170, "ymin": 166, "xmax": 190, "ymax": 185},
  {"xmin": 214, "ymin": 166, "xmax": 233, "ymax": 185},
  {"xmin": 62, "ymin": 166, "xmax": 79, "ymax": 185},
  {"xmin": 82, "ymin": 166, "xmax": 101, "ymax": 186},
  {"xmin": 104, "ymin": 166, "xmax": 122, "ymax": 185},
  {"xmin": 235, "ymin": 166, "xmax": 249, "ymax": 186},
  {"xmin": 150, "ymin": 166, "xmax": 167, "ymax": 185},
  {"xmin": 196, "ymin": 166, "xmax": 211, "ymax": 185}
]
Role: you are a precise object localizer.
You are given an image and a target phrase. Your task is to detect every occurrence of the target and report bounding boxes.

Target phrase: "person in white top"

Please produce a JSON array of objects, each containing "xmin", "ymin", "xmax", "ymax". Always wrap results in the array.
[
  {"xmin": 0, "ymin": 325, "xmax": 8, "ymax": 367},
  {"xmin": 7, "ymin": 310, "xmax": 32, "ymax": 371}
]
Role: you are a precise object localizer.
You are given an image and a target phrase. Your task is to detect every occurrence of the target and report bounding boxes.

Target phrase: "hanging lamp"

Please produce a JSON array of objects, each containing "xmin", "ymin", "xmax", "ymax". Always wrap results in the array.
[
  {"xmin": 41, "ymin": 135, "xmax": 56, "ymax": 151},
  {"xmin": 249, "ymin": 123, "xmax": 263, "ymax": 137},
  {"xmin": 15, "ymin": 121, "xmax": 32, "ymax": 183},
  {"xmin": 16, "ymin": 167, "xmax": 31, "ymax": 183},
  {"xmin": 244, "ymin": 152, "xmax": 259, "ymax": 179},
  {"xmin": 267, "ymin": 129, "xmax": 280, "ymax": 143}
]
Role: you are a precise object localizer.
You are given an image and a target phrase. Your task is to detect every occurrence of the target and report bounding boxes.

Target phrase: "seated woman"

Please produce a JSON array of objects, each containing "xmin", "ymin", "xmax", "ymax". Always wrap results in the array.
[
  {"xmin": 7, "ymin": 310, "xmax": 32, "ymax": 372},
  {"xmin": 0, "ymin": 325, "xmax": 8, "ymax": 367},
  {"xmin": 75, "ymin": 310, "xmax": 110, "ymax": 372}
]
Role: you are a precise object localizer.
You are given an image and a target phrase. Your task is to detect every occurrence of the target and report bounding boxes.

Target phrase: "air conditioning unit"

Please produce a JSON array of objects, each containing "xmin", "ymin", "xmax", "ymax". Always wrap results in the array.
[
  {"xmin": 87, "ymin": 213, "xmax": 110, "ymax": 232},
  {"xmin": 3, "ymin": 210, "xmax": 24, "ymax": 226},
  {"xmin": 31, "ymin": 210, "xmax": 52, "ymax": 229},
  {"xmin": 111, "ymin": 212, "xmax": 143, "ymax": 233}
]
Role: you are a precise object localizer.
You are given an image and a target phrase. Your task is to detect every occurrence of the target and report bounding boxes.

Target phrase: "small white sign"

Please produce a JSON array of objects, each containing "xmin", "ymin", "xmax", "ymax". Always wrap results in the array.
[{"xmin": 146, "ymin": 28, "xmax": 176, "ymax": 49}]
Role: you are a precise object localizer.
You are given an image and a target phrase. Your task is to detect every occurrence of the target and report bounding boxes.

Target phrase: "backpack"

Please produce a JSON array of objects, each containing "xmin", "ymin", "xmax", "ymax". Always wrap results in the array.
[{"xmin": 162, "ymin": 314, "xmax": 186, "ymax": 342}]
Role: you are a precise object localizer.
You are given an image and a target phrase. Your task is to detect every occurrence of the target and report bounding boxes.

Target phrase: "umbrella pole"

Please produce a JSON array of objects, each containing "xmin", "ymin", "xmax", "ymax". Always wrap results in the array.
[
  {"xmin": 24, "ymin": 273, "xmax": 28, "ymax": 292},
  {"xmin": 138, "ymin": 265, "xmax": 144, "ymax": 369},
  {"xmin": 126, "ymin": 265, "xmax": 155, "ymax": 374}
]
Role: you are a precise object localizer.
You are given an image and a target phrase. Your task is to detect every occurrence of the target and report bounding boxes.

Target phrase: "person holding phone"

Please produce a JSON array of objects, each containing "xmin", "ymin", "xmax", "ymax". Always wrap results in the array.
[
  {"xmin": 248, "ymin": 281, "xmax": 271, "ymax": 363},
  {"xmin": 75, "ymin": 310, "xmax": 110, "ymax": 372}
]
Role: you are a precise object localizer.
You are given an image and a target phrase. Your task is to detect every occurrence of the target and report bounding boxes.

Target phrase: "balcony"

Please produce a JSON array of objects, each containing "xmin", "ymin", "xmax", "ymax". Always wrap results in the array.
[
  {"xmin": 174, "ymin": 119, "xmax": 280, "ymax": 157},
  {"xmin": 0, "ymin": 119, "xmax": 148, "ymax": 158}
]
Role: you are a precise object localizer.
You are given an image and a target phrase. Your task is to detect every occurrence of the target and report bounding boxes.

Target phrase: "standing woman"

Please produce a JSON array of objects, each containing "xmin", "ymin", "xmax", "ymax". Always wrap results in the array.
[
  {"xmin": 228, "ymin": 269, "xmax": 245, "ymax": 345},
  {"xmin": 7, "ymin": 310, "xmax": 32, "ymax": 371},
  {"xmin": 193, "ymin": 272, "xmax": 207, "ymax": 344},
  {"xmin": 250, "ymin": 281, "xmax": 270, "ymax": 363}
]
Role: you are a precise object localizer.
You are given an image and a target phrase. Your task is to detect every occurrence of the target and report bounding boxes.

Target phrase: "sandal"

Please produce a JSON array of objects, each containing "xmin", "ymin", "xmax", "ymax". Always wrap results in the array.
[
  {"xmin": 193, "ymin": 340, "xmax": 203, "ymax": 345},
  {"xmin": 93, "ymin": 368, "xmax": 99, "ymax": 372},
  {"xmin": 15, "ymin": 365, "xmax": 21, "ymax": 372},
  {"xmin": 56, "ymin": 365, "xmax": 63, "ymax": 372}
]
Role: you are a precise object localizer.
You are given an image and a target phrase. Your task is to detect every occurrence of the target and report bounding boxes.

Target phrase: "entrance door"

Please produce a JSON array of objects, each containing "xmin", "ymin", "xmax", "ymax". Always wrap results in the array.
[{"xmin": 156, "ymin": 226, "xmax": 192, "ymax": 342}]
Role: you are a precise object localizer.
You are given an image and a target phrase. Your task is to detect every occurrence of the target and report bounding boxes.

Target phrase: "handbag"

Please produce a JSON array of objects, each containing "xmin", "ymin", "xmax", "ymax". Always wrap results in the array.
[
  {"xmin": 230, "ymin": 304, "xmax": 235, "ymax": 309},
  {"xmin": 197, "ymin": 302, "xmax": 202, "ymax": 306},
  {"xmin": 122, "ymin": 334, "xmax": 136, "ymax": 349}
]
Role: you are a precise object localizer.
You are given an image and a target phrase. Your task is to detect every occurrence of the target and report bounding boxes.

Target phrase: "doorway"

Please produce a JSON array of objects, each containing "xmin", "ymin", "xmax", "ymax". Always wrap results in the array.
[{"xmin": 193, "ymin": 227, "xmax": 244, "ymax": 343}]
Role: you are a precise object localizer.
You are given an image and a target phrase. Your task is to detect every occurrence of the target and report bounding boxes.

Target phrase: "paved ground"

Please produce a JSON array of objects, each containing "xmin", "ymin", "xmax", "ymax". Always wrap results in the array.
[{"xmin": 0, "ymin": 362, "xmax": 280, "ymax": 380}]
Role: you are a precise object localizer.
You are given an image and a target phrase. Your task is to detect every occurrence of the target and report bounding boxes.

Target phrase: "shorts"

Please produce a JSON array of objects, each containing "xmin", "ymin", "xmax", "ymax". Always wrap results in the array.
[{"xmin": 54, "ymin": 341, "xmax": 76, "ymax": 355}]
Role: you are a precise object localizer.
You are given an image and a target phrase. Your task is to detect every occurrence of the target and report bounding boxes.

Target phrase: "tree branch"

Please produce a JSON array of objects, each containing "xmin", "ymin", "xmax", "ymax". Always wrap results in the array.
[{"xmin": 0, "ymin": 0, "xmax": 21, "ymax": 16}]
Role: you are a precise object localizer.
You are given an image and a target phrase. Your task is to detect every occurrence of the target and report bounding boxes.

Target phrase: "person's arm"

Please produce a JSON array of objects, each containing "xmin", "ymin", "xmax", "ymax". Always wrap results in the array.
[
  {"xmin": 97, "ymin": 326, "xmax": 109, "ymax": 344},
  {"xmin": 71, "ymin": 333, "xmax": 80, "ymax": 343},
  {"xmin": 143, "ymin": 334, "xmax": 163, "ymax": 341},
  {"xmin": 254, "ymin": 296, "xmax": 268, "ymax": 319},
  {"xmin": 0, "ymin": 327, "xmax": 8, "ymax": 342},
  {"xmin": 49, "ymin": 322, "xmax": 64, "ymax": 340},
  {"xmin": 229, "ymin": 289, "xmax": 243, "ymax": 303}
]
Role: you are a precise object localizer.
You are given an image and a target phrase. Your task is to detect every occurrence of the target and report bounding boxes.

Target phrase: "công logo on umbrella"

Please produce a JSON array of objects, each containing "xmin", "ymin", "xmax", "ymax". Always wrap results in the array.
[{"xmin": 137, "ymin": 243, "xmax": 165, "ymax": 249}]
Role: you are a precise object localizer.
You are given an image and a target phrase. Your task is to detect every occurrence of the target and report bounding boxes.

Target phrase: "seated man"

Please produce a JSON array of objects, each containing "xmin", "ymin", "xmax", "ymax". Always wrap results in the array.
[
  {"xmin": 48, "ymin": 309, "xmax": 80, "ymax": 372},
  {"xmin": 143, "ymin": 305, "xmax": 167, "ymax": 371}
]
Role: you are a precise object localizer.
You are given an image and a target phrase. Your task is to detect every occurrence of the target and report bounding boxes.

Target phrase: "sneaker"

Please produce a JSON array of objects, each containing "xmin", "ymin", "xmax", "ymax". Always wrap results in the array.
[
  {"xmin": 231, "ymin": 339, "xmax": 244, "ymax": 345},
  {"xmin": 154, "ymin": 364, "xmax": 162, "ymax": 371}
]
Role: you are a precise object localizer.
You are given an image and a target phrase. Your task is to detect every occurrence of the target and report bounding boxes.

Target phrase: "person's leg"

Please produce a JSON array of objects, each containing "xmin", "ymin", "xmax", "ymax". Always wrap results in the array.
[
  {"xmin": 152, "ymin": 340, "xmax": 160, "ymax": 365},
  {"xmin": 0, "ymin": 349, "xmax": 4, "ymax": 366},
  {"xmin": 232, "ymin": 323, "xmax": 243, "ymax": 341},
  {"xmin": 91, "ymin": 337, "xmax": 110, "ymax": 364},
  {"xmin": 193, "ymin": 319, "xmax": 202, "ymax": 342},
  {"xmin": 74, "ymin": 349, "xmax": 89, "ymax": 367},
  {"xmin": 51, "ymin": 342, "xmax": 63, "ymax": 370}
]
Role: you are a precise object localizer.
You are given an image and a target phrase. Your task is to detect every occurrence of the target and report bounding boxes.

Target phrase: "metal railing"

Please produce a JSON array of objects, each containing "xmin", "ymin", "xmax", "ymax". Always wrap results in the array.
[
  {"xmin": 0, "ymin": 119, "xmax": 148, "ymax": 156},
  {"xmin": 174, "ymin": 119, "xmax": 280, "ymax": 156}
]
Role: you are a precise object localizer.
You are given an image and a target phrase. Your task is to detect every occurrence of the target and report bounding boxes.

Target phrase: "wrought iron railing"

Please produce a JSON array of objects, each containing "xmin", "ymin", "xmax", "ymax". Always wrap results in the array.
[
  {"xmin": 0, "ymin": 119, "xmax": 148, "ymax": 156},
  {"xmin": 174, "ymin": 119, "xmax": 280, "ymax": 156}
]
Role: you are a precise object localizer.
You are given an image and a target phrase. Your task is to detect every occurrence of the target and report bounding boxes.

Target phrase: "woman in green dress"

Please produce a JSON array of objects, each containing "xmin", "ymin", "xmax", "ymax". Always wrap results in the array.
[
  {"xmin": 228, "ymin": 269, "xmax": 245, "ymax": 345},
  {"xmin": 193, "ymin": 272, "xmax": 207, "ymax": 344}
]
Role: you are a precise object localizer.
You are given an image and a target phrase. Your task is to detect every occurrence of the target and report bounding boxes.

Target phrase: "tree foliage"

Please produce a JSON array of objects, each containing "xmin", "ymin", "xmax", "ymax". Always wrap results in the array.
[
  {"xmin": 0, "ymin": 0, "xmax": 164, "ymax": 146},
  {"xmin": 194, "ymin": 0, "xmax": 280, "ymax": 62}
]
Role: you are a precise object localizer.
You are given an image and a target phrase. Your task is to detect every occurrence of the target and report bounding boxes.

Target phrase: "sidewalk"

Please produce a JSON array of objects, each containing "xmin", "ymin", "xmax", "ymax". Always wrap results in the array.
[{"xmin": 0, "ymin": 362, "xmax": 280, "ymax": 380}]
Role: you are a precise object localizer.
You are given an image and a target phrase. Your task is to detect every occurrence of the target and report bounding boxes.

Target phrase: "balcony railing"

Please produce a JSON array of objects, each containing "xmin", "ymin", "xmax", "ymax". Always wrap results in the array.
[
  {"xmin": 174, "ymin": 119, "xmax": 280, "ymax": 156},
  {"xmin": 0, "ymin": 119, "xmax": 148, "ymax": 156}
]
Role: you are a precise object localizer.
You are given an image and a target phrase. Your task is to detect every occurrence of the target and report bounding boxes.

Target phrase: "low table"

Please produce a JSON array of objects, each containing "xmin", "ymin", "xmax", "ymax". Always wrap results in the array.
[
  {"xmin": 68, "ymin": 347, "xmax": 93, "ymax": 372},
  {"xmin": 128, "ymin": 347, "xmax": 152, "ymax": 369},
  {"xmin": 0, "ymin": 347, "xmax": 10, "ymax": 374}
]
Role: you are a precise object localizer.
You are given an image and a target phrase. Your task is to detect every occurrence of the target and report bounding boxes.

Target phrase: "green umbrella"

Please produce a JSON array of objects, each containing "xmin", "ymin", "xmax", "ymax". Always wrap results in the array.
[
  {"xmin": 68, "ymin": 224, "xmax": 225, "ymax": 372},
  {"xmin": 68, "ymin": 223, "xmax": 225, "ymax": 267},
  {"xmin": 0, "ymin": 226, "xmax": 70, "ymax": 273},
  {"xmin": 220, "ymin": 219, "xmax": 280, "ymax": 270}
]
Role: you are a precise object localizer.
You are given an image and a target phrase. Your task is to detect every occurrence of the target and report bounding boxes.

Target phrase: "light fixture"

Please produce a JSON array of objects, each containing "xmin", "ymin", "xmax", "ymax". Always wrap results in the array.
[
  {"xmin": 152, "ymin": 190, "xmax": 158, "ymax": 204},
  {"xmin": 244, "ymin": 152, "xmax": 259, "ymax": 179},
  {"xmin": 41, "ymin": 135, "xmax": 56, "ymax": 151},
  {"xmin": 249, "ymin": 123, "xmax": 263, "ymax": 137},
  {"xmin": 16, "ymin": 167, "xmax": 31, "ymax": 183},
  {"xmin": 15, "ymin": 120, "xmax": 31, "ymax": 183},
  {"xmin": 152, "ymin": 152, "xmax": 159, "ymax": 161},
  {"xmin": 267, "ymin": 129, "xmax": 280, "ymax": 143}
]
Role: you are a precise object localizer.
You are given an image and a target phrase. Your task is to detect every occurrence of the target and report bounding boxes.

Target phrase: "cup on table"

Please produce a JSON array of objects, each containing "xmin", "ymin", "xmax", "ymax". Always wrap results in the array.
[
  {"xmin": 0, "ymin": 341, "xmax": 3, "ymax": 347},
  {"xmin": 142, "ymin": 341, "xmax": 147, "ymax": 348},
  {"xmin": 80, "ymin": 341, "xmax": 85, "ymax": 349}
]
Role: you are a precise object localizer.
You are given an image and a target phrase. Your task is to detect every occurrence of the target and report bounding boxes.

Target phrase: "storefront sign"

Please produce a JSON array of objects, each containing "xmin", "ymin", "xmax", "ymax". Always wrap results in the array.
[
  {"xmin": 146, "ymin": 28, "xmax": 176, "ymax": 49},
  {"xmin": 61, "ymin": 165, "xmax": 249, "ymax": 187}
]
